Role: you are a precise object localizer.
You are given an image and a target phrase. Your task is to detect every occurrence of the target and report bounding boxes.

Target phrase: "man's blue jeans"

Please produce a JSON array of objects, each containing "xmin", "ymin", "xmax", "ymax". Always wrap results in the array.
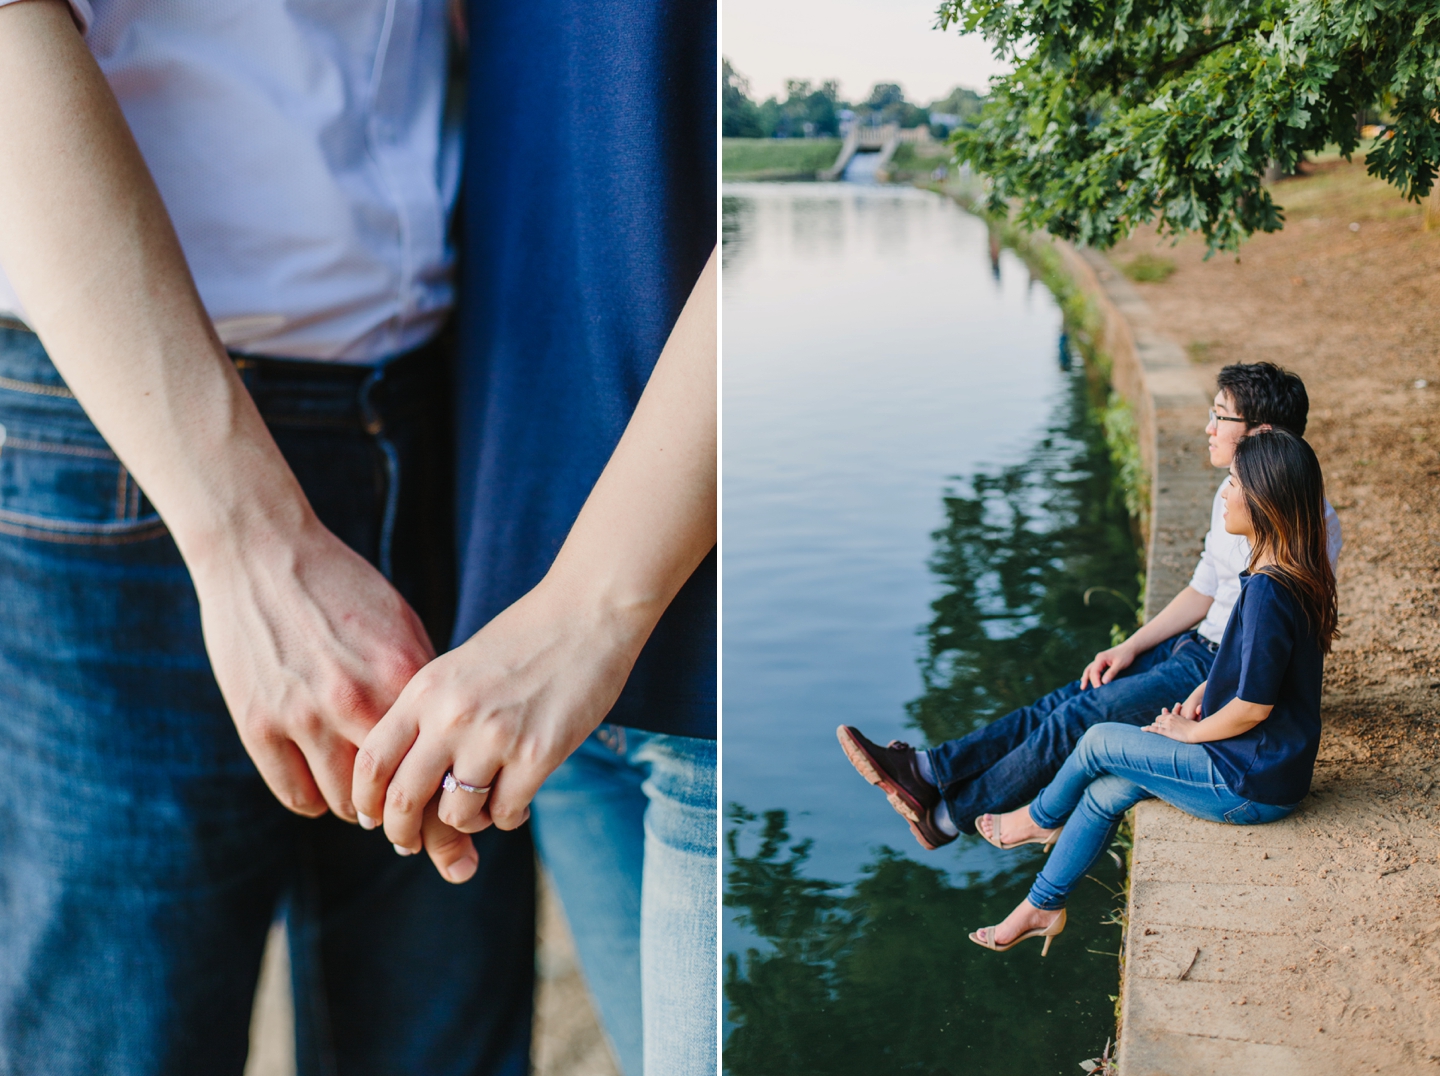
[
  {"xmin": 927, "ymin": 632, "xmax": 1217, "ymax": 834},
  {"xmin": 1027, "ymin": 723, "xmax": 1297, "ymax": 909},
  {"xmin": 0, "ymin": 328, "xmax": 534, "ymax": 1076},
  {"xmin": 531, "ymin": 725, "xmax": 717, "ymax": 1076}
]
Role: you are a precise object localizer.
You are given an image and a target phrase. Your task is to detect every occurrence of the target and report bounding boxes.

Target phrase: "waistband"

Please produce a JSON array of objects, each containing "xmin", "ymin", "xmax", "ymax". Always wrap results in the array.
[
  {"xmin": 0, "ymin": 321, "xmax": 447, "ymax": 419},
  {"xmin": 1185, "ymin": 629, "xmax": 1221, "ymax": 654}
]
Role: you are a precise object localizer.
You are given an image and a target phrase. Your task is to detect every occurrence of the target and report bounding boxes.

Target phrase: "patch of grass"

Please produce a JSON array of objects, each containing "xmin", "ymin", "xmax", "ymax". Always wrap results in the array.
[
  {"xmin": 885, "ymin": 141, "xmax": 951, "ymax": 179},
  {"xmin": 1121, "ymin": 253, "xmax": 1177, "ymax": 283},
  {"xmin": 722, "ymin": 138, "xmax": 841, "ymax": 181},
  {"xmin": 1102, "ymin": 393, "xmax": 1150, "ymax": 522}
]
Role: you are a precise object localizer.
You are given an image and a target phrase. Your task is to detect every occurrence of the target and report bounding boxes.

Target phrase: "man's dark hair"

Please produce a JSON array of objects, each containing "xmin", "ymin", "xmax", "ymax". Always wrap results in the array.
[{"xmin": 1216, "ymin": 362, "xmax": 1309, "ymax": 436}]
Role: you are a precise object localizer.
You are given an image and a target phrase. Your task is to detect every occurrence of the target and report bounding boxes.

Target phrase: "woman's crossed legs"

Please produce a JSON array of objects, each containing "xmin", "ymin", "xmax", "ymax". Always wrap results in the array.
[{"xmin": 976, "ymin": 723, "xmax": 1294, "ymax": 949}]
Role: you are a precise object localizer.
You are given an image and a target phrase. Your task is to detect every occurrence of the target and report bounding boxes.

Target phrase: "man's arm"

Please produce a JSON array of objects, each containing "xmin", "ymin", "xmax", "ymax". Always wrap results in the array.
[
  {"xmin": 352, "ymin": 249, "xmax": 717, "ymax": 882},
  {"xmin": 1079, "ymin": 586, "xmax": 1214, "ymax": 689},
  {"xmin": 0, "ymin": 0, "xmax": 452, "ymax": 832}
]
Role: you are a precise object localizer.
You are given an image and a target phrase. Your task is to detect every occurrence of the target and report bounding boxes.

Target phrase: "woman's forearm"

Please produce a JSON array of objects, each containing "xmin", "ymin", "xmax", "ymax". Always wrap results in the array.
[
  {"xmin": 541, "ymin": 247, "xmax": 717, "ymax": 650},
  {"xmin": 0, "ymin": 0, "xmax": 311, "ymax": 563},
  {"xmin": 1185, "ymin": 697, "xmax": 1271, "ymax": 743}
]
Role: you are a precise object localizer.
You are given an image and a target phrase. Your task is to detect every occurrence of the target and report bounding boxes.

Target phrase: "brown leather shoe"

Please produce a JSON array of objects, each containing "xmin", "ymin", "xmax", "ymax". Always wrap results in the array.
[{"xmin": 836, "ymin": 725, "xmax": 956, "ymax": 850}]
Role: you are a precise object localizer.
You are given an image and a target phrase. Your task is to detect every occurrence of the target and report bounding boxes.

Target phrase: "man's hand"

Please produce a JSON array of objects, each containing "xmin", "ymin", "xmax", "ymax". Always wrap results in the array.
[
  {"xmin": 0, "ymin": 3, "xmax": 474, "ymax": 842},
  {"xmin": 351, "ymin": 575, "xmax": 644, "ymax": 878},
  {"xmin": 192, "ymin": 517, "xmax": 436, "ymax": 820},
  {"xmin": 1080, "ymin": 641, "xmax": 1138, "ymax": 689}
]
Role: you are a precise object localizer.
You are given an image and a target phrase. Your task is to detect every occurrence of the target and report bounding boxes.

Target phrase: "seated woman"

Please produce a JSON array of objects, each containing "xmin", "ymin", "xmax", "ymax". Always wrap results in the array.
[{"xmin": 968, "ymin": 428, "xmax": 1337, "ymax": 954}]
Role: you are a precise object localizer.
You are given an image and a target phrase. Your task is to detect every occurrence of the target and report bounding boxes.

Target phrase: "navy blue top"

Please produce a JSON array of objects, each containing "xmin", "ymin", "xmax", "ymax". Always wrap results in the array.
[
  {"xmin": 451, "ymin": 1, "xmax": 717, "ymax": 739},
  {"xmin": 1201, "ymin": 572, "xmax": 1324, "ymax": 805}
]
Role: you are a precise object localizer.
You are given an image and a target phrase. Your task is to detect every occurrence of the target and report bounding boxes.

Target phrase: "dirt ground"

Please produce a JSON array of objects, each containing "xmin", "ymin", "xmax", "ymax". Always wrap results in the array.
[{"xmin": 1112, "ymin": 154, "xmax": 1440, "ymax": 1067}]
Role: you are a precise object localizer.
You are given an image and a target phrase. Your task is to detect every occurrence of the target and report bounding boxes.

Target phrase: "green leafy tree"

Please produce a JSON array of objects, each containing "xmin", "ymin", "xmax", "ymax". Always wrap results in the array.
[
  {"xmin": 938, "ymin": 0, "xmax": 1440, "ymax": 250},
  {"xmin": 723, "ymin": 58, "xmax": 765, "ymax": 138},
  {"xmin": 855, "ymin": 82, "xmax": 930, "ymax": 128},
  {"xmin": 756, "ymin": 79, "xmax": 842, "ymax": 138}
]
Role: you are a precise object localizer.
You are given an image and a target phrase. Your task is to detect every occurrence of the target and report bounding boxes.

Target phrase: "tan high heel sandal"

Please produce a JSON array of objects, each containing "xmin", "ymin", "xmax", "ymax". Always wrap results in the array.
[
  {"xmin": 974, "ymin": 812, "xmax": 1062, "ymax": 852},
  {"xmin": 969, "ymin": 908, "xmax": 1066, "ymax": 956}
]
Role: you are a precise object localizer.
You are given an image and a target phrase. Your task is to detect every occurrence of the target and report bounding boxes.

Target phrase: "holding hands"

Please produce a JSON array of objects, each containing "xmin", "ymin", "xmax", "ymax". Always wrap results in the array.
[{"xmin": 351, "ymin": 574, "xmax": 650, "ymax": 883}]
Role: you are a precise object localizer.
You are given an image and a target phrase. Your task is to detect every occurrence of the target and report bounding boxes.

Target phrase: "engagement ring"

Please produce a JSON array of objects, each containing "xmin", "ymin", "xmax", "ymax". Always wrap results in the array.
[{"xmin": 442, "ymin": 772, "xmax": 491, "ymax": 795}]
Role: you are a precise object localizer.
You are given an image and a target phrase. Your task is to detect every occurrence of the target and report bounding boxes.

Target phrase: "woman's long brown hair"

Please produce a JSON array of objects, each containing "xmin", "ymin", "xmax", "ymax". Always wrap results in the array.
[{"xmin": 1233, "ymin": 430, "xmax": 1339, "ymax": 652}]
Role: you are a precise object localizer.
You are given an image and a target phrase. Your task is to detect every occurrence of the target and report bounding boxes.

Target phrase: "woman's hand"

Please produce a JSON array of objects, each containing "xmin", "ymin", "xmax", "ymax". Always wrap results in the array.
[
  {"xmin": 1179, "ymin": 681, "xmax": 1206, "ymax": 721},
  {"xmin": 1144, "ymin": 705, "xmax": 1198, "ymax": 742},
  {"xmin": 354, "ymin": 248, "xmax": 717, "ymax": 884},
  {"xmin": 351, "ymin": 574, "xmax": 649, "ymax": 880}
]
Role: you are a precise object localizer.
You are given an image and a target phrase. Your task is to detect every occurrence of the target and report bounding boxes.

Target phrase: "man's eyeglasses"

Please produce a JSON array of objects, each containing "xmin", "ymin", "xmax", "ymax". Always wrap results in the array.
[{"xmin": 1208, "ymin": 409, "xmax": 1247, "ymax": 428}]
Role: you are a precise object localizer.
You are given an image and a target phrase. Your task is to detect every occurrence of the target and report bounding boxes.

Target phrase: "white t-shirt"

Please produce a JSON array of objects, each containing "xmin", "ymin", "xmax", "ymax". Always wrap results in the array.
[
  {"xmin": 1189, "ymin": 477, "xmax": 1343, "ymax": 644},
  {"xmin": 0, "ymin": 0, "xmax": 457, "ymax": 362}
]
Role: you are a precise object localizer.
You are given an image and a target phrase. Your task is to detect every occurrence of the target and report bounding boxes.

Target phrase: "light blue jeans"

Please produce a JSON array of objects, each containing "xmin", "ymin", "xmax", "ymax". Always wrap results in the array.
[
  {"xmin": 532, "ymin": 725, "xmax": 717, "ymax": 1076},
  {"xmin": 1027, "ymin": 723, "xmax": 1297, "ymax": 910}
]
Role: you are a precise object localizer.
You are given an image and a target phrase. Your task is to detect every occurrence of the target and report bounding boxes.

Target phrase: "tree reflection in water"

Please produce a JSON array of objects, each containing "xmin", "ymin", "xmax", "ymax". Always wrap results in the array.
[{"xmin": 724, "ymin": 360, "xmax": 1141, "ymax": 1075}]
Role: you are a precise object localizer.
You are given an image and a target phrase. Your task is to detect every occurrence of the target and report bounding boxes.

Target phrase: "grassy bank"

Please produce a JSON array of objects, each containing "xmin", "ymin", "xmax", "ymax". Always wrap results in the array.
[{"xmin": 722, "ymin": 138, "xmax": 840, "ymax": 181}]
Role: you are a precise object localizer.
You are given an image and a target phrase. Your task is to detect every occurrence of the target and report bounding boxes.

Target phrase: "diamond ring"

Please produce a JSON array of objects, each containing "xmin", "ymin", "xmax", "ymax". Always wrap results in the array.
[{"xmin": 442, "ymin": 772, "xmax": 491, "ymax": 795}]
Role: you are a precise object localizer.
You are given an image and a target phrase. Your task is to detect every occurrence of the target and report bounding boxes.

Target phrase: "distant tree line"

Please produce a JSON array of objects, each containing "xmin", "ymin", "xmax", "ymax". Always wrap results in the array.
[{"xmin": 722, "ymin": 59, "xmax": 984, "ymax": 140}]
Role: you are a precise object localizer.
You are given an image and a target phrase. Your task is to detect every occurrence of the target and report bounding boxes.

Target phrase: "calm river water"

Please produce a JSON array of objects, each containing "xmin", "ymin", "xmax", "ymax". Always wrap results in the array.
[{"xmin": 722, "ymin": 182, "xmax": 1142, "ymax": 1075}]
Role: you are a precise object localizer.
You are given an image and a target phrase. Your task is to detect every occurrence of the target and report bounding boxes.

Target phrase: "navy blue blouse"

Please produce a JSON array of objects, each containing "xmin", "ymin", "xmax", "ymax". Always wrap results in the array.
[
  {"xmin": 1201, "ymin": 572, "xmax": 1324, "ymax": 806},
  {"xmin": 451, "ymin": 1, "xmax": 717, "ymax": 739}
]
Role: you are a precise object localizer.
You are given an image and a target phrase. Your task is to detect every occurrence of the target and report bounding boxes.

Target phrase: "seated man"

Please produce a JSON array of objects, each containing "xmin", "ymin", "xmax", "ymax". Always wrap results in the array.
[{"xmin": 839, "ymin": 361, "xmax": 1342, "ymax": 848}]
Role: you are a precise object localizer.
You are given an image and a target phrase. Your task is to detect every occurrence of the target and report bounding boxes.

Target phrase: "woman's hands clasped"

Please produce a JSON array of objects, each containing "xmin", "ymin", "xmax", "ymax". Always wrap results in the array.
[{"xmin": 1144, "ymin": 681, "xmax": 1206, "ymax": 742}]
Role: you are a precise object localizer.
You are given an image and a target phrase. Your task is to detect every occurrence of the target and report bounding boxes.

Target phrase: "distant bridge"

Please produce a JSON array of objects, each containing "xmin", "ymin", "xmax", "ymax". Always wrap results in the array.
[{"xmin": 819, "ymin": 123, "xmax": 932, "ymax": 181}]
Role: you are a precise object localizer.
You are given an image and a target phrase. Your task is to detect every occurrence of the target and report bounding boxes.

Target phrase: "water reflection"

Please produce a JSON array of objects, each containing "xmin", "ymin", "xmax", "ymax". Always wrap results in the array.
[
  {"xmin": 724, "ymin": 363, "xmax": 1139, "ymax": 1074},
  {"xmin": 722, "ymin": 182, "xmax": 1140, "ymax": 1074},
  {"xmin": 907, "ymin": 363, "xmax": 1141, "ymax": 746},
  {"xmin": 724, "ymin": 809, "xmax": 1124, "ymax": 1076}
]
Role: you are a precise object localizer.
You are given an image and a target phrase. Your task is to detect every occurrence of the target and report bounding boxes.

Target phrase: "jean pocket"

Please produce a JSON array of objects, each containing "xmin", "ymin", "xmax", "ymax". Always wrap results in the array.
[
  {"xmin": 1223, "ymin": 799, "xmax": 1296, "ymax": 826},
  {"xmin": 1222, "ymin": 800, "xmax": 1263, "ymax": 825},
  {"xmin": 0, "ymin": 419, "xmax": 165, "ymax": 544}
]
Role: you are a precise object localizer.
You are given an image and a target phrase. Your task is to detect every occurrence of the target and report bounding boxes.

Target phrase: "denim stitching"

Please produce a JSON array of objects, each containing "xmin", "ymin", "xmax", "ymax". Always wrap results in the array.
[
  {"xmin": 0, "ymin": 517, "xmax": 168, "ymax": 545},
  {"xmin": 115, "ymin": 464, "xmax": 129, "ymax": 521},
  {"xmin": 1, "ymin": 436, "xmax": 115, "ymax": 460},
  {"xmin": 1223, "ymin": 801, "xmax": 1257, "ymax": 825},
  {"xmin": 0, "ymin": 375, "xmax": 75, "ymax": 400},
  {"xmin": 0, "ymin": 505, "xmax": 163, "ymax": 534}
]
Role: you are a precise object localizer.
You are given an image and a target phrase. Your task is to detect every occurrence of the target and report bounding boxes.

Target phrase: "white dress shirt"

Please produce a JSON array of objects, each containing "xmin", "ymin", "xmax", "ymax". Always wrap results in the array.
[
  {"xmin": 1189, "ymin": 477, "xmax": 1343, "ymax": 644},
  {"xmin": 0, "ymin": 0, "xmax": 457, "ymax": 362}
]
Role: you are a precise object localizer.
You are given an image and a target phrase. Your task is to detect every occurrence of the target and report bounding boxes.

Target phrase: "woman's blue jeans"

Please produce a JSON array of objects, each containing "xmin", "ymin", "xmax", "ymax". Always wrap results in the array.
[
  {"xmin": 531, "ymin": 725, "xmax": 717, "ymax": 1076},
  {"xmin": 0, "ymin": 328, "xmax": 535, "ymax": 1076},
  {"xmin": 1026, "ymin": 723, "xmax": 1297, "ymax": 911}
]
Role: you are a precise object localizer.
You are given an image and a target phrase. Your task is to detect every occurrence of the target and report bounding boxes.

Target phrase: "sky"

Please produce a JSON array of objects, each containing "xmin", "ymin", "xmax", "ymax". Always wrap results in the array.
[{"xmin": 723, "ymin": 0, "xmax": 1012, "ymax": 105}]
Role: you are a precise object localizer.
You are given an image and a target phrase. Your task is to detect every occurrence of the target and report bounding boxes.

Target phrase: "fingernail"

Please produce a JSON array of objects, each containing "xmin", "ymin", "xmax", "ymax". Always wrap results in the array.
[
  {"xmin": 392, "ymin": 843, "xmax": 415, "ymax": 857},
  {"xmin": 444, "ymin": 852, "xmax": 479, "ymax": 884},
  {"xmin": 357, "ymin": 812, "xmax": 377, "ymax": 831}
]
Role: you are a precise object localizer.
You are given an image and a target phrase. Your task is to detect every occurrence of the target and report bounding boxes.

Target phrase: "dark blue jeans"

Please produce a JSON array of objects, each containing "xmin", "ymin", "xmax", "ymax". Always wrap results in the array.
[
  {"xmin": 927, "ymin": 632, "xmax": 1217, "ymax": 834},
  {"xmin": 0, "ymin": 328, "xmax": 533, "ymax": 1076}
]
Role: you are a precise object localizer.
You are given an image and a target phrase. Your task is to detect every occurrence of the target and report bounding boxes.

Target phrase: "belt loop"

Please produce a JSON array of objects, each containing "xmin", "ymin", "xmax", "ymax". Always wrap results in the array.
[{"xmin": 358, "ymin": 364, "xmax": 400, "ymax": 581}]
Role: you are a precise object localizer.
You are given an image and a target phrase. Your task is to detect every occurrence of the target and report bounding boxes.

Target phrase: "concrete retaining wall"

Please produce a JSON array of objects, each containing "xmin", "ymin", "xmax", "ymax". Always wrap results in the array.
[{"xmin": 1048, "ymin": 241, "xmax": 1220, "ymax": 1069}]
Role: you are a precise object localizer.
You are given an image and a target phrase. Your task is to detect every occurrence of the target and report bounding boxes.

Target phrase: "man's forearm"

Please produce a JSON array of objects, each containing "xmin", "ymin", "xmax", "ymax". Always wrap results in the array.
[
  {"xmin": 1124, "ymin": 587, "xmax": 1214, "ymax": 654},
  {"xmin": 0, "ymin": 0, "xmax": 310, "ymax": 565}
]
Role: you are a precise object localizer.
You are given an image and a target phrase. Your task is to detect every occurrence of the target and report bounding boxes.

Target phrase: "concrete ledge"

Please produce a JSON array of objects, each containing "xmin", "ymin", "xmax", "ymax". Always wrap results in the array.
[{"xmin": 1048, "ymin": 242, "xmax": 1220, "ymax": 1071}]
